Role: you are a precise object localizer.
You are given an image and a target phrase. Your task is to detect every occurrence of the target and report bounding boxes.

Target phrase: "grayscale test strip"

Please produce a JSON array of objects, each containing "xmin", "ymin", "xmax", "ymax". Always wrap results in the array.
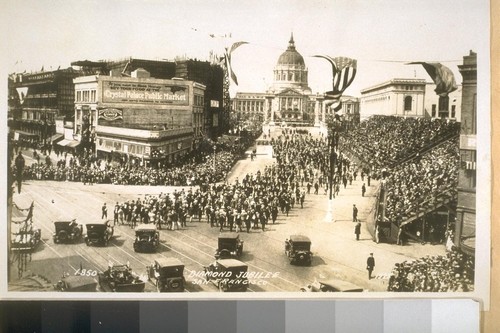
[{"xmin": 0, "ymin": 300, "xmax": 479, "ymax": 332}]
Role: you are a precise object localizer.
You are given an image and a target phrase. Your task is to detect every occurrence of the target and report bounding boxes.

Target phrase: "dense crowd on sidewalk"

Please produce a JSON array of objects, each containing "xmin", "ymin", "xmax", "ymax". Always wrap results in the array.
[
  {"xmin": 10, "ymin": 134, "xmax": 260, "ymax": 186},
  {"xmin": 387, "ymin": 248, "xmax": 474, "ymax": 292}
]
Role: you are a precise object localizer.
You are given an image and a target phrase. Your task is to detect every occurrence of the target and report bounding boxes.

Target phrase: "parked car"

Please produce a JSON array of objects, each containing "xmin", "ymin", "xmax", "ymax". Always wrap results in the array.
[
  {"xmin": 53, "ymin": 219, "xmax": 83, "ymax": 244},
  {"xmin": 98, "ymin": 263, "xmax": 145, "ymax": 292},
  {"xmin": 85, "ymin": 220, "xmax": 114, "ymax": 246},
  {"xmin": 285, "ymin": 235, "xmax": 312, "ymax": 265},
  {"xmin": 300, "ymin": 279, "xmax": 364, "ymax": 292},
  {"xmin": 133, "ymin": 224, "xmax": 159, "ymax": 252},
  {"xmin": 204, "ymin": 259, "xmax": 248, "ymax": 292},
  {"xmin": 11, "ymin": 222, "xmax": 41, "ymax": 252},
  {"xmin": 147, "ymin": 258, "xmax": 185, "ymax": 292},
  {"xmin": 54, "ymin": 275, "xmax": 98, "ymax": 292},
  {"xmin": 215, "ymin": 233, "xmax": 243, "ymax": 259}
]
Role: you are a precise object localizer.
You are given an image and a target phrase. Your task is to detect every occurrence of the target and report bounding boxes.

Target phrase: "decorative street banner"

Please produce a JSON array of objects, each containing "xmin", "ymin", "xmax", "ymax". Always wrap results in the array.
[{"xmin": 101, "ymin": 81, "xmax": 189, "ymax": 105}]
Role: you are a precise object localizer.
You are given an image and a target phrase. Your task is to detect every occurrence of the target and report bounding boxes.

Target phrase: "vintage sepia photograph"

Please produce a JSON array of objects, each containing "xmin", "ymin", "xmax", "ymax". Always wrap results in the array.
[{"xmin": 1, "ymin": 0, "xmax": 490, "ymax": 301}]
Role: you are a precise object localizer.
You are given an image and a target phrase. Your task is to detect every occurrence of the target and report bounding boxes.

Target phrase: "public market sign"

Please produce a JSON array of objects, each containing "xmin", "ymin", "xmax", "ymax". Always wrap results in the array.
[{"xmin": 102, "ymin": 81, "xmax": 189, "ymax": 105}]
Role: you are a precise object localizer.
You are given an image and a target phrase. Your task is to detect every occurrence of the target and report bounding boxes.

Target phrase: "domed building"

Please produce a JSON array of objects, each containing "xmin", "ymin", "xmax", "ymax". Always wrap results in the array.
[
  {"xmin": 232, "ymin": 33, "xmax": 359, "ymax": 127},
  {"xmin": 272, "ymin": 33, "xmax": 311, "ymax": 93}
]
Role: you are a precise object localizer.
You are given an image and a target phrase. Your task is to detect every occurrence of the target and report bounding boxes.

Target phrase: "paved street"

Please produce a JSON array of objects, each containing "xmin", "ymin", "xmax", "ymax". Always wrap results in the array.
[{"xmin": 9, "ymin": 128, "xmax": 446, "ymax": 293}]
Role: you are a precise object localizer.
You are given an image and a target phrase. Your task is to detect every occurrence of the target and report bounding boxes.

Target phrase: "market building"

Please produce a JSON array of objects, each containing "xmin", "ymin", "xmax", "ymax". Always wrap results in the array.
[{"xmin": 74, "ymin": 69, "xmax": 206, "ymax": 165}]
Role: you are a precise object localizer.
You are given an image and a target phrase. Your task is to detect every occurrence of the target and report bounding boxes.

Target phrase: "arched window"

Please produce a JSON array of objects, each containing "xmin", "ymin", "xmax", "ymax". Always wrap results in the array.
[{"xmin": 404, "ymin": 96, "xmax": 412, "ymax": 111}]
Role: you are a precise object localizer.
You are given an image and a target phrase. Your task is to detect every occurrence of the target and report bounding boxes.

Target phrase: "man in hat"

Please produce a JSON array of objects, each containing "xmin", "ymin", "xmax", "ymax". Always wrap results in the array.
[
  {"xmin": 367, "ymin": 253, "xmax": 375, "ymax": 279},
  {"xmin": 352, "ymin": 204, "xmax": 358, "ymax": 222},
  {"xmin": 355, "ymin": 222, "xmax": 361, "ymax": 240}
]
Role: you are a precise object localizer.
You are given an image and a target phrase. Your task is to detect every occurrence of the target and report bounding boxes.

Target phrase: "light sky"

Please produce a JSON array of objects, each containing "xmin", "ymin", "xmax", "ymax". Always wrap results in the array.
[{"xmin": 0, "ymin": 0, "xmax": 490, "ymax": 97}]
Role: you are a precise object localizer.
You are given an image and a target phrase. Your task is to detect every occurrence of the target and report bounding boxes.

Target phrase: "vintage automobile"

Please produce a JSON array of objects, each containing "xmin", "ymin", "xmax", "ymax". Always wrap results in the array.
[
  {"xmin": 11, "ymin": 222, "xmax": 41, "ymax": 252},
  {"xmin": 54, "ymin": 274, "xmax": 98, "ymax": 292},
  {"xmin": 147, "ymin": 258, "xmax": 185, "ymax": 292},
  {"xmin": 53, "ymin": 219, "xmax": 83, "ymax": 244},
  {"xmin": 285, "ymin": 235, "xmax": 313, "ymax": 265},
  {"xmin": 215, "ymin": 233, "xmax": 244, "ymax": 259},
  {"xmin": 300, "ymin": 279, "xmax": 364, "ymax": 293},
  {"xmin": 133, "ymin": 224, "xmax": 160, "ymax": 253},
  {"xmin": 204, "ymin": 259, "xmax": 248, "ymax": 292},
  {"xmin": 98, "ymin": 263, "xmax": 145, "ymax": 292},
  {"xmin": 85, "ymin": 220, "xmax": 114, "ymax": 246}
]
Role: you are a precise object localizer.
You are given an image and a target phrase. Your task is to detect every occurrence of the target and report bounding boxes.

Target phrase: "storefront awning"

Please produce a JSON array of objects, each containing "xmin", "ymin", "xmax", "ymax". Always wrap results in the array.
[
  {"xmin": 57, "ymin": 139, "xmax": 71, "ymax": 146},
  {"xmin": 14, "ymin": 130, "xmax": 38, "ymax": 137},
  {"xmin": 57, "ymin": 139, "xmax": 81, "ymax": 148},
  {"xmin": 49, "ymin": 133, "xmax": 64, "ymax": 143},
  {"xmin": 67, "ymin": 140, "xmax": 81, "ymax": 148}
]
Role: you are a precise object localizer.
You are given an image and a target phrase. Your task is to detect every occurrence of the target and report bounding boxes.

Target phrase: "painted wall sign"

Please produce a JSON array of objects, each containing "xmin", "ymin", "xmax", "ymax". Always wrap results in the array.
[
  {"xmin": 98, "ymin": 108, "xmax": 123, "ymax": 121},
  {"xmin": 101, "ymin": 81, "xmax": 189, "ymax": 105}
]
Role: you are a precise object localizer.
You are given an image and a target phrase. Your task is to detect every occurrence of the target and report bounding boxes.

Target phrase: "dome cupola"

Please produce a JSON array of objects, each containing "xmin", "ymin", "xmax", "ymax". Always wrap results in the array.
[{"xmin": 277, "ymin": 33, "xmax": 305, "ymax": 66}]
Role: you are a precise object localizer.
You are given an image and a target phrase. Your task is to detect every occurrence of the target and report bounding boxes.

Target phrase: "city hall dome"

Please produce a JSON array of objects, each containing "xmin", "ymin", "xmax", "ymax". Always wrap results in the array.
[
  {"xmin": 272, "ymin": 33, "xmax": 310, "ymax": 93},
  {"xmin": 277, "ymin": 34, "xmax": 305, "ymax": 66}
]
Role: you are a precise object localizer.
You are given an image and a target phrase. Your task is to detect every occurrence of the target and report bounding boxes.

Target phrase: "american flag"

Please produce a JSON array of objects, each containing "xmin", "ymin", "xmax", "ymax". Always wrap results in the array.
[
  {"xmin": 408, "ymin": 62, "xmax": 457, "ymax": 97},
  {"xmin": 224, "ymin": 41, "xmax": 248, "ymax": 86}
]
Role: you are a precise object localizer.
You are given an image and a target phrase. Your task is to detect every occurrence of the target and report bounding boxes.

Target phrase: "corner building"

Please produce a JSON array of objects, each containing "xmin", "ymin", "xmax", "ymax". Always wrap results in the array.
[{"xmin": 74, "ymin": 69, "xmax": 205, "ymax": 165}]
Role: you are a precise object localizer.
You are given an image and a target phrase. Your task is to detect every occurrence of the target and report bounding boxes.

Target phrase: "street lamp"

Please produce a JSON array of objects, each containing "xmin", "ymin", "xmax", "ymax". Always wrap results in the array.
[{"xmin": 213, "ymin": 144, "xmax": 216, "ymax": 173}]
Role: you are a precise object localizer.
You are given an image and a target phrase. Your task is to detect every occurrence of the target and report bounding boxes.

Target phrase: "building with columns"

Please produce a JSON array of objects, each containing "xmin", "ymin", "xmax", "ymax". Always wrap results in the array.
[
  {"xmin": 232, "ymin": 33, "xmax": 360, "ymax": 128},
  {"xmin": 359, "ymin": 79, "xmax": 426, "ymax": 120}
]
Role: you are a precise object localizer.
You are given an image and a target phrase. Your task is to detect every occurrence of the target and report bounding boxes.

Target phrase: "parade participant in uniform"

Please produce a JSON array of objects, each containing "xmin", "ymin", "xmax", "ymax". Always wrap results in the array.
[
  {"xmin": 355, "ymin": 222, "xmax": 361, "ymax": 240},
  {"xmin": 102, "ymin": 203, "xmax": 108, "ymax": 219},
  {"xmin": 113, "ymin": 202, "xmax": 120, "ymax": 225},
  {"xmin": 14, "ymin": 151, "xmax": 25, "ymax": 194},
  {"xmin": 367, "ymin": 253, "xmax": 375, "ymax": 279}
]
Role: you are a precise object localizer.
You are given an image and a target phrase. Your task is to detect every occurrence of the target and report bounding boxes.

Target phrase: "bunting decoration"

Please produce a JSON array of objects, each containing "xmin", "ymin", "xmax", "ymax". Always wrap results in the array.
[
  {"xmin": 313, "ymin": 55, "xmax": 357, "ymax": 112},
  {"xmin": 222, "ymin": 41, "xmax": 248, "ymax": 85},
  {"xmin": 407, "ymin": 62, "xmax": 458, "ymax": 97}
]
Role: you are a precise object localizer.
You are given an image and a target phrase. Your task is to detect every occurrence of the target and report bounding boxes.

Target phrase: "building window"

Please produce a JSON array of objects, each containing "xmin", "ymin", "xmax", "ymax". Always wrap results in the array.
[
  {"xmin": 432, "ymin": 104, "xmax": 437, "ymax": 117},
  {"xmin": 451, "ymin": 105, "xmax": 456, "ymax": 118},
  {"xmin": 91, "ymin": 90, "xmax": 96, "ymax": 102},
  {"xmin": 76, "ymin": 91, "xmax": 82, "ymax": 102},
  {"xmin": 404, "ymin": 96, "xmax": 412, "ymax": 111}
]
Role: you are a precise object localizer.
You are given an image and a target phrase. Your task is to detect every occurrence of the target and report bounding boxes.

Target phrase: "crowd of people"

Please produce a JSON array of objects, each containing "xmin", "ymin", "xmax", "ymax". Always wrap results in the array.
[
  {"xmin": 10, "ymin": 134, "xmax": 261, "ymax": 186},
  {"xmin": 340, "ymin": 116, "xmax": 460, "ymax": 178},
  {"xmin": 113, "ymin": 158, "xmax": 309, "ymax": 234},
  {"xmin": 383, "ymin": 138, "xmax": 459, "ymax": 226},
  {"xmin": 387, "ymin": 248, "xmax": 475, "ymax": 292}
]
